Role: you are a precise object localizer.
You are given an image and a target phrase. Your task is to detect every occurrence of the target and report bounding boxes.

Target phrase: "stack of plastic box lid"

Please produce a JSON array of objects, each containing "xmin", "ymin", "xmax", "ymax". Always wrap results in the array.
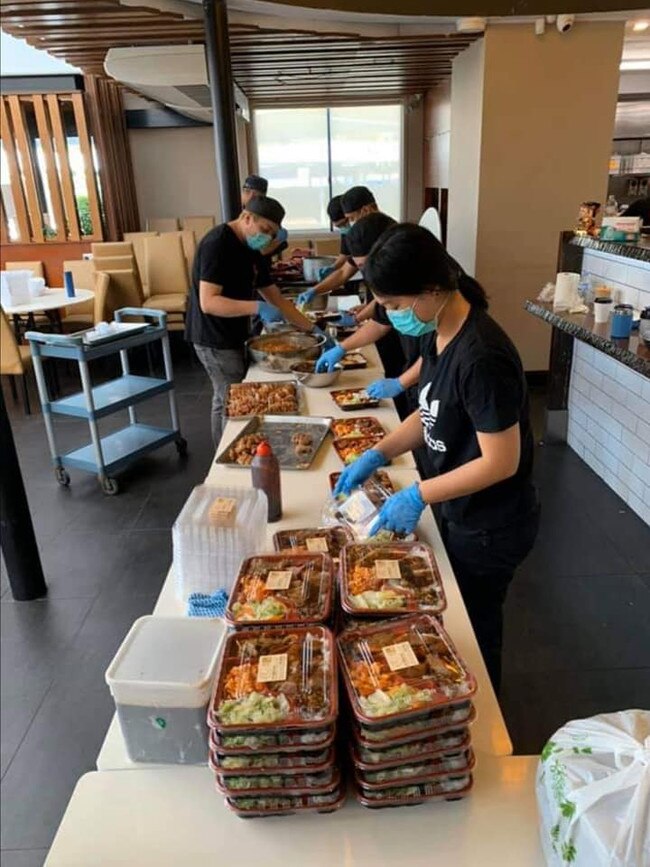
[
  {"xmin": 172, "ymin": 485, "xmax": 267, "ymax": 602},
  {"xmin": 207, "ymin": 624, "xmax": 342, "ymax": 817},
  {"xmin": 337, "ymin": 614, "xmax": 477, "ymax": 809}
]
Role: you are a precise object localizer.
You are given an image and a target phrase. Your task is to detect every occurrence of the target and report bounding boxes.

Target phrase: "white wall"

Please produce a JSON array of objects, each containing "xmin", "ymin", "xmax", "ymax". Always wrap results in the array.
[
  {"xmin": 447, "ymin": 40, "xmax": 485, "ymax": 275},
  {"xmin": 423, "ymin": 80, "xmax": 451, "ymax": 189}
]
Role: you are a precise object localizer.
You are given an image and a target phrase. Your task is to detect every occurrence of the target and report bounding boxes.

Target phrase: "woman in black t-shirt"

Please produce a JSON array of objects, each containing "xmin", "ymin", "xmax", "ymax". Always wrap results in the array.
[{"xmin": 334, "ymin": 224, "xmax": 539, "ymax": 691}]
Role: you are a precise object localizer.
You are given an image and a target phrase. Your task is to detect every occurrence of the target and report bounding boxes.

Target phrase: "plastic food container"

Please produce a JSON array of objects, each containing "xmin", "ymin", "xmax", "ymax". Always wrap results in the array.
[
  {"xmin": 225, "ymin": 784, "xmax": 345, "ymax": 818},
  {"xmin": 356, "ymin": 705, "xmax": 475, "ymax": 748},
  {"xmin": 209, "ymin": 724, "xmax": 337, "ymax": 755},
  {"xmin": 272, "ymin": 526, "xmax": 353, "ymax": 561},
  {"xmin": 211, "ymin": 745, "xmax": 334, "ymax": 774},
  {"xmin": 353, "ymin": 730, "xmax": 472, "ymax": 767},
  {"xmin": 354, "ymin": 774, "xmax": 473, "ymax": 809},
  {"xmin": 225, "ymin": 553, "xmax": 334, "ymax": 627},
  {"xmin": 172, "ymin": 485, "xmax": 267, "ymax": 602},
  {"xmin": 216, "ymin": 765, "xmax": 338, "ymax": 796},
  {"xmin": 105, "ymin": 616, "xmax": 225, "ymax": 764},
  {"xmin": 354, "ymin": 749, "xmax": 475, "ymax": 789},
  {"xmin": 337, "ymin": 615, "xmax": 477, "ymax": 725},
  {"xmin": 340, "ymin": 542, "xmax": 446, "ymax": 616},
  {"xmin": 323, "ymin": 484, "xmax": 416, "ymax": 543},
  {"xmin": 332, "ymin": 435, "xmax": 384, "ymax": 465},
  {"xmin": 210, "ymin": 626, "xmax": 338, "ymax": 733},
  {"xmin": 330, "ymin": 417, "xmax": 385, "ymax": 440},
  {"xmin": 330, "ymin": 388, "xmax": 380, "ymax": 412},
  {"xmin": 329, "ymin": 470, "xmax": 395, "ymax": 495}
]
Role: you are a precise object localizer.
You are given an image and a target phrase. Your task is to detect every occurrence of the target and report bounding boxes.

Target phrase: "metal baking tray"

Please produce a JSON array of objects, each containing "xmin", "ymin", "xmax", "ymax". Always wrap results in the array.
[
  {"xmin": 215, "ymin": 415, "xmax": 332, "ymax": 470},
  {"xmin": 224, "ymin": 380, "xmax": 303, "ymax": 420}
]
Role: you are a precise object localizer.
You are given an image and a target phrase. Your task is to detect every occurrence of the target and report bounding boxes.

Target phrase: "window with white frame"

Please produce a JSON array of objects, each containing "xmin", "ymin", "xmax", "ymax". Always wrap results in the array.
[{"xmin": 254, "ymin": 104, "xmax": 402, "ymax": 231}]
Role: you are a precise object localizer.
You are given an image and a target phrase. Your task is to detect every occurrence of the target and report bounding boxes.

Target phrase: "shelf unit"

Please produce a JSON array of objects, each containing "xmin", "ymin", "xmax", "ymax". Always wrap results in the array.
[{"xmin": 26, "ymin": 308, "xmax": 187, "ymax": 495}]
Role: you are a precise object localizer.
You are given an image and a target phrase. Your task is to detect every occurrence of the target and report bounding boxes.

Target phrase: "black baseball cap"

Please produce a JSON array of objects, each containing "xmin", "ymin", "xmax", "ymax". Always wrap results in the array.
[
  {"xmin": 243, "ymin": 174, "xmax": 268, "ymax": 194},
  {"xmin": 246, "ymin": 195, "xmax": 285, "ymax": 227},
  {"xmin": 341, "ymin": 186, "xmax": 376, "ymax": 214},
  {"xmin": 347, "ymin": 212, "xmax": 396, "ymax": 257},
  {"xmin": 327, "ymin": 195, "xmax": 345, "ymax": 223}
]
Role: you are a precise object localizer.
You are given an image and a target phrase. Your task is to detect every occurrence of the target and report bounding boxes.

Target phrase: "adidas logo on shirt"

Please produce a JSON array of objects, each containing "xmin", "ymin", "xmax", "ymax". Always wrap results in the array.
[{"xmin": 419, "ymin": 383, "xmax": 447, "ymax": 453}]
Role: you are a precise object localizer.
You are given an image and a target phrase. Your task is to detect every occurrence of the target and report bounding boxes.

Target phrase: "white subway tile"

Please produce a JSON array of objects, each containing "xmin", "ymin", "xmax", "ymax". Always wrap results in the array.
[
  {"xmin": 622, "ymin": 426, "xmax": 647, "ymax": 458},
  {"xmin": 627, "ymin": 492, "xmax": 650, "ymax": 526},
  {"xmin": 618, "ymin": 443, "xmax": 635, "ymax": 471},
  {"xmin": 619, "ymin": 461, "xmax": 646, "ymax": 500},
  {"xmin": 632, "ymin": 455, "xmax": 650, "ymax": 486},
  {"xmin": 615, "ymin": 364, "xmax": 644, "ymax": 397},
  {"xmin": 627, "ymin": 264, "xmax": 650, "ymax": 292},
  {"xmin": 570, "ymin": 406, "xmax": 587, "ymax": 430},
  {"xmin": 610, "ymin": 400, "xmax": 639, "ymax": 436},
  {"xmin": 638, "ymin": 289, "xmax": 650, "ymax": 309},
  {"xmin": 635, "ymin": 418, "xmax": 650, "ymax": 450},
  {"xmin": 642, "ymin": 378, "xmax": 650, "ymax": 405}
]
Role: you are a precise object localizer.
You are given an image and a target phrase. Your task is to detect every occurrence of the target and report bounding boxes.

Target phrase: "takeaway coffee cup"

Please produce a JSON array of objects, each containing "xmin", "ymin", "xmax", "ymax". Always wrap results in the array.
[{"xmin": 593, "ymin": 297, "xmax": 612, "ymax": 324}]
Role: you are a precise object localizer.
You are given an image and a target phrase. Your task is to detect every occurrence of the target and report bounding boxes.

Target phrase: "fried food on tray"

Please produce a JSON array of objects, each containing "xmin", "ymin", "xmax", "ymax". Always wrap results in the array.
[
  {"xmin": 226, "ymin": 382, "xmax": 298, "ymax": 417},
  {"xmin": 291, "ymin": 431, "xmax": 313, "ymax": 457},
  {"xmin": 225, "ymin": 433, "xmax": 264, "ymax": 465},
  {"xmin": 330, "ymin": 389, "xmax": 379, "ymax": 409}
]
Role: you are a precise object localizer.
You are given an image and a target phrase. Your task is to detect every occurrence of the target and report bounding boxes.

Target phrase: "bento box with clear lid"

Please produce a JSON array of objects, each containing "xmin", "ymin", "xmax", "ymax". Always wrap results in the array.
[
  {"xmin": 225, "ymin": 554, "xmax": 335, "ymax": 628},
  {"xmin": 337, "ymin": 614, "xmax": 477, "ymax": 727},
  {"xmin": 352, "ymin": 730, "xmax": 472, "ymax": 769},
  {"xmin": 225, "ymin": 782, "xmax": 346, "ymax": 818},
  {"xmin": 210, "ymin": 743, "xmax": 335, "ymax": 775},
  {"xmin": 209, "ymin": 725, "xmax": 336, "ymax": 754},
  {"xmin": 340, "ymin": 541, "xmax": 446, "ymax": 616},
  {"xmin": 272, "ymin": 526, "xmax": 353, "ymax": 561},
  {"xmin": 215, "ymin": 764, "xmax": 339, "ymax": 797},
  {"xmin": 353, "ymin": 749, "xmax": 475, "ymax": 790},
  {"xmin": 353, "ymin": 774, "xmax": 473, "ymax": 809},
  {"xmin": 209, "ymin": 626, "xmax": 338, "ymax": 733},
  {"xmin": 354, "ymin": 703, "xmax": 475, "ymax": 748},
  {"xmin": 323, "ymin": 483, "xmax": 417, "ymax": 543}
]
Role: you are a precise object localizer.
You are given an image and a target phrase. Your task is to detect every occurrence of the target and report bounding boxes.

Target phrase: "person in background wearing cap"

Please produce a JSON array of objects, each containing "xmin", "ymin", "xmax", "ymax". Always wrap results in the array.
[
  {"xmin": 298, "ymin": 186, "xmax": 379, "ymax": 308},
  {"xmin": 241, "ymin": 174, "xmax": 268, "ymax": 208},
  {"xmin": 186, "ymin": 195, "xmax": 318, "ymax": 446}
]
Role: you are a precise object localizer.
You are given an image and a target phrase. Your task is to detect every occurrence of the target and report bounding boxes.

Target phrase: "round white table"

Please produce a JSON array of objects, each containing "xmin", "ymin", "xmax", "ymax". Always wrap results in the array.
[{"xmin": 2, "ymin": 287, "xmax": 94, "ymax": 315}]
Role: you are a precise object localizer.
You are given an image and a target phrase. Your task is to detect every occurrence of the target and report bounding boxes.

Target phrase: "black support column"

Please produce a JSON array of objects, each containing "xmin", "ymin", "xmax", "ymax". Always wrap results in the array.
[
  {"xmin": 203, "ymin": 0, "xmax": 241, "ymax": 221},
  {"xmin": 0, "ymin": 390, "xmax": 47, "ymax": 601}
]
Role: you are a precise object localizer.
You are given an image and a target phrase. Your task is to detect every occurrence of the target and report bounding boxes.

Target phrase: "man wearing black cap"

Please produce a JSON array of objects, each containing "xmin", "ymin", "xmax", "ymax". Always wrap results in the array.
[
  {"xmin": 241, "ymin": 174, "xmax": 268, "ymax": 209},
  {"xmin": 298, "ymin": 187, "xmax": 380, "ymax": 307},
  {"xmin": 186, "ymin": 195, "xmax": 315, "ymax": 445}
]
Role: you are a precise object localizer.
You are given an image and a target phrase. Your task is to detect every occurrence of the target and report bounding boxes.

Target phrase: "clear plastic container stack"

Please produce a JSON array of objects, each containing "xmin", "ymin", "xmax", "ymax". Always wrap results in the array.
[
  {"xmin": 172, "ymin": 485, "xmax": 268, "ymax": 602},
  {"xmin": 337, "ymin": 614, "xmax": 477, "ymax": 808},
  {"xmin": 208, "ymin": 625, "xmax": 344, "ymax": 817}
]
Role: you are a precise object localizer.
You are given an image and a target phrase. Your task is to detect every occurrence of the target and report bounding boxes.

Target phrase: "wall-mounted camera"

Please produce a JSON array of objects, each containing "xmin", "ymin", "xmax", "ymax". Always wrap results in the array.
[{"xmin": 556, "ymin": 14, "xmax": 575, "ymax": 33}]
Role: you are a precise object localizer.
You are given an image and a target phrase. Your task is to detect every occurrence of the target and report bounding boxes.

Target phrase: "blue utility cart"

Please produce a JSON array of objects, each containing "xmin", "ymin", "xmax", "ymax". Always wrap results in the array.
[{"xmin": 26, "ymin": 308, "xmax": 187, "ymax": 495}]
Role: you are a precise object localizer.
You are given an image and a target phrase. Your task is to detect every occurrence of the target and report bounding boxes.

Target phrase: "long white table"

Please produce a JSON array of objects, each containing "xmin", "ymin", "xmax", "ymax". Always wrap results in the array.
[{"xmin": 48, "ymin": 334, "xmax": 544, "ymax": 864}]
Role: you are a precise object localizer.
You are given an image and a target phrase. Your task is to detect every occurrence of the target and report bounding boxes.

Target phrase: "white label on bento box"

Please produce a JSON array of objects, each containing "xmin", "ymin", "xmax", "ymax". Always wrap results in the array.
[
  {"xmin": 257, "ymin": 653, "xmax": 288, "ymax": 683},
  {"xmin": 306, "ymin": 537, "xmax": 329, "ymax": 553},
  {"xmin": 375, "ymin": 560, "xmax": 401, "ymax": 582},
  {"xmin": 266, "ymin": 571, "xmax": 293, "ymax": 590},
  {"xmin": 382, "ymin": 641, "xmax": 419, "ymax": 672}
]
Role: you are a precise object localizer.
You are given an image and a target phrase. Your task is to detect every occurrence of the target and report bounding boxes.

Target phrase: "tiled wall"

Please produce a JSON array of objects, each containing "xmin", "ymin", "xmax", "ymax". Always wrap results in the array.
[{"xmin": 566, "ymin": 250, "xmax": 650, "ymax": 526}]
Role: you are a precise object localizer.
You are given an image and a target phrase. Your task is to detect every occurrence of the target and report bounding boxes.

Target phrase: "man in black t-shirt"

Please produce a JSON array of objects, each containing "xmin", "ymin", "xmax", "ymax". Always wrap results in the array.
[{"xmin": 185, "ymin": 195, "xmax": 316, "ymax": 445}]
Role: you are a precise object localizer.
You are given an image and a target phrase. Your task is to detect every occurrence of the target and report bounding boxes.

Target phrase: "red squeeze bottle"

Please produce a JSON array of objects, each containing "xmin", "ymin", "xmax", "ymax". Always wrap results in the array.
[{"xmin": 251, "ymin": 440, "xmax": 282, "ymax": 522}]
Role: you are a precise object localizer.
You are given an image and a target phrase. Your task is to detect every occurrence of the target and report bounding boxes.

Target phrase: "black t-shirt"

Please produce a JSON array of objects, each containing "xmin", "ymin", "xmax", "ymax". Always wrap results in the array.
[
  {"xmin": 372, "ymin": 302, "xmax": 422, "ymax": 369},
  {"xmin": 418, "ymin": 307, "xmax": 535, "ymax": 530},
  {"xmin": 340, "ymin": 233, "xmax": 350, "ymax": 257},
  {"xmin": 185, "ymin": 224, "xmax": 271, "ymax": 350}
]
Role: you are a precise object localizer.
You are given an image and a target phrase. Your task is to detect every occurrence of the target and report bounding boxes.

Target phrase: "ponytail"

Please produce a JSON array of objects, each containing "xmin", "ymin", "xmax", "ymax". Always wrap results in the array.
[{"xmin": 365, "ymin": 223, "xmax": 489, "ymax": 310}]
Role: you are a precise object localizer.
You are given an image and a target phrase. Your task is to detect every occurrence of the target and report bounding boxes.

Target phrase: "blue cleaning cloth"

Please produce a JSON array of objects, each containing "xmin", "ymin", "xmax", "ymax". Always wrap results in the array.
[{"xmin": 187, "ymin": 589, "xmax": 229, "ymax": 618}]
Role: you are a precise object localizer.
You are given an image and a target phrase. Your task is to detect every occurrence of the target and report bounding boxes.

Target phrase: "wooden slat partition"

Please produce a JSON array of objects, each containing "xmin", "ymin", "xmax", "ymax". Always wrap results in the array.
[
  {"xmin": 32, "ymin": 93, "xmax": 67, "ymax": 242},
  {"xmin": 6, "ymin": 95, "xmax": 44, "ymax": 242},
  {"xmin": 70, "ymin": 92, "xmax": 103, "ymax": 241},
  {"xmin": 46, "ymin": 92, "xmax": 81, "ymax": 241},
  {"xmin": 0, "ymin": 98, "xmax": 31, "ymax": 242}
]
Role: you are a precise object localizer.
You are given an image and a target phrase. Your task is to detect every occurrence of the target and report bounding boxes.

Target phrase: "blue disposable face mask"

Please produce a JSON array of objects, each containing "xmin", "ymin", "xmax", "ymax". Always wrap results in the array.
[
  {"xmin": 386, "ymin": 300, "xmax": 437, "ymax": 338},
  {"xmin": 247, "ymin": 232, "xmax": 273, "ymax": 251},
  {"xmin": 336, "ymin": 225, "xmax": 350, "ymax": 235}
]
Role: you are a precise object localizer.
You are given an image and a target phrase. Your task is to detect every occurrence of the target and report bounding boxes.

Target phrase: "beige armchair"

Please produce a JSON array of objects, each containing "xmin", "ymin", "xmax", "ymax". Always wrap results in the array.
[
  {"xmin": 62, "ymin": 271, "xmax": 111, "ymax": 330},
  {"xmin": 181, "ymin": 216, "xmax": 214, "ymax": 242},
  {"xmin": 91, "ymin": 242, "xmax": 134, "ymax": 259},
  {"xmin": 1, "ymin": 307, "xmax": 34, "ymax": 413},
  {"xmin": 143, "ymin": 234, "xmax": 188, "ymax": 329},
  {"xmin": 5, "ymin": 261, "xmax": 44, "ymax": 277},
  {"xmin": 146, "ymin": 217, "xmax": 179, "ymax": 233},
  {"xmin": 123, "ymin": 232, "xmax": 157, "ymax": 295},
  {"xmin": 102, "ymin": 270, "xmax": 144, "ymax": 310},
  {"xmin": 160, "ymin": 230, "xmax": 197, "ymax": 273}
]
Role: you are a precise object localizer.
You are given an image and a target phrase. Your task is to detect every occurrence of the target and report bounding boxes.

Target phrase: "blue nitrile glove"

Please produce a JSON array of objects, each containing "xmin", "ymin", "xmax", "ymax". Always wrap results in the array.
[
  {"xmin": 257, "ymin": 301, "xmax": 283, "ymax": 323},
  {"xmin": 297, "ymin": 287, "xmax": 317, "ymax": 307},
  {"xmin": 318, "ymin": 265, "xmax": 335, "ymax": 281},
  {"xmin": 312, "ymin": 326, "xmax": 336, "ymax": 351},
  {"xmin": 333, "ymin": 449, "xmax": 388, "ymax": 497},
  {"xmin": 370, "ymin": 483, "xmax": 426, "ymax": 536},
  {"xmin": 367, "ymin": 378, "xmax": 405, "ymax": 400},
  {"xmin": 331, "ymin": 312, "xmax": 357, "ymax": 329},
  {"xmin": 315, "ymin": 343, "xmax": 345, "ymax": 372}
]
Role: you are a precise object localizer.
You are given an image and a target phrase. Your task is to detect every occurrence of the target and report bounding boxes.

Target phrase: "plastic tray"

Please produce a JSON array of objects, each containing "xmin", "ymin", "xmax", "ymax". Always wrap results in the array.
[
  {"xmin": 340, "ymin": 353, "xmax": 368, "ymax": 370},
  {"xmin": 211, "ymin": 745, "xmax": 335, "ymax": 775},
  {"xmin": 272, "ymin": 526, "xmax": 353, "ymax": 561},
  {"xmin": 225, "ymin": 785, "xmax": 346, "ymax": 818},
  {"xmin": 332, "ymin": 435, "xmax": 384, "ymax": 465},
  {"xmin": 210, "ymin": 626, "xmax": 337, "ymax": 733},
  {"xmin": 330, "ymin": 388, "xmax": 380, "ymax": 412},
  {"xmin": 354, "ymin": 749, "xmax": 475, "ymax": 790},
  {"xmin": 209, "ymin": 724, "xmax": 336, "ymax": 755},
  {"xmin": 337, "ymin": 615, "xmax": 477, "ymax": 726},
  {"xmin": 353, "ymin": 775, "xmax": 473, "ymax": 809},
  {"xmin": 340, "ymin": 542, "xmax": 446, "ymax": 617},
  {"xmin": 215, "ymin": 415, "xmax": 331, "ymax": 470},
  {"xmin": 356, "ymin": 705, "xmax": 476, "ymax": 749},
  {"xmin": 215, "ymin": 765, "xmax": 339, "ymax": 797},
  {"xmin": 224, "ymin": 381, "xmax": 301, "ymax": 418},
  {"xmin": 225, "ymin": 553, "xmax": 334, "ymax": 628},
  {"xmin": 330, "ymin": 417, "xmax": 386, "ymax": 440}
]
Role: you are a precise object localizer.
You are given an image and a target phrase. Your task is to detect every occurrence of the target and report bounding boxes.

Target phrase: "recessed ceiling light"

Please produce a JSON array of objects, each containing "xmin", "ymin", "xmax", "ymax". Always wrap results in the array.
[{"xmin": 632, "ymin": 20, "xmax": 649, "ymax": 32}]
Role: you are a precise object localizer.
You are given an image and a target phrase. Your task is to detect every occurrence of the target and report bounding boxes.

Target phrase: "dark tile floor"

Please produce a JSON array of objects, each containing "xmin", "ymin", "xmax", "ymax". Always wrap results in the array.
[{"xmin": 1, "ymin": 350, "xmax": 649, "ymax": 863}]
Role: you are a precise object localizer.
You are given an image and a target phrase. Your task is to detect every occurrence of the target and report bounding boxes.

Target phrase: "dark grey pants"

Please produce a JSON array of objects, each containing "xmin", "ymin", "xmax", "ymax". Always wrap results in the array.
[{"xmin": 193, "ymin": 344, "xmax": 247, "ymax": 446}]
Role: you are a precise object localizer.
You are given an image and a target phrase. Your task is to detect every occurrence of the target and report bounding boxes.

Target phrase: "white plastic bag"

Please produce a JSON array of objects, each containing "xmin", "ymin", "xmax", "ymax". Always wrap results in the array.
[
  {"xmin": 536, "ymin": 710, "xmax": 650, "ymax": 867},
  {"xmin": 538, "ymin": 282, "xmax": 556, "ymax": 303}
]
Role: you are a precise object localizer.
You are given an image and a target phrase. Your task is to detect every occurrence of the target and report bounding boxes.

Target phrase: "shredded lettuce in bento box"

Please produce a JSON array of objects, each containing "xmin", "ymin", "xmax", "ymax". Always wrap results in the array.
[
  {"xmin": 219, "ymin": 691, "xmax": 291, "ymax": 726},
  {"xmin": 359, "ymin": 684, "xmax": 435, "ymax": 718}
]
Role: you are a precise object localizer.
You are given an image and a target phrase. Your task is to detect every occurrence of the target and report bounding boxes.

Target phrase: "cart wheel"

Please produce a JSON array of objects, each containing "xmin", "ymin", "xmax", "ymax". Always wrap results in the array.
[
  {"xmin": 55, "ymin": 467, "xmax": 70, "ymax": 487},
  {"xmin": 175, "ymin": 436, "xmax": 188, "ymax": 456},
  {"xmin": 100, "ymin": 477, "xmax": 119, "ymax": 496}
]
